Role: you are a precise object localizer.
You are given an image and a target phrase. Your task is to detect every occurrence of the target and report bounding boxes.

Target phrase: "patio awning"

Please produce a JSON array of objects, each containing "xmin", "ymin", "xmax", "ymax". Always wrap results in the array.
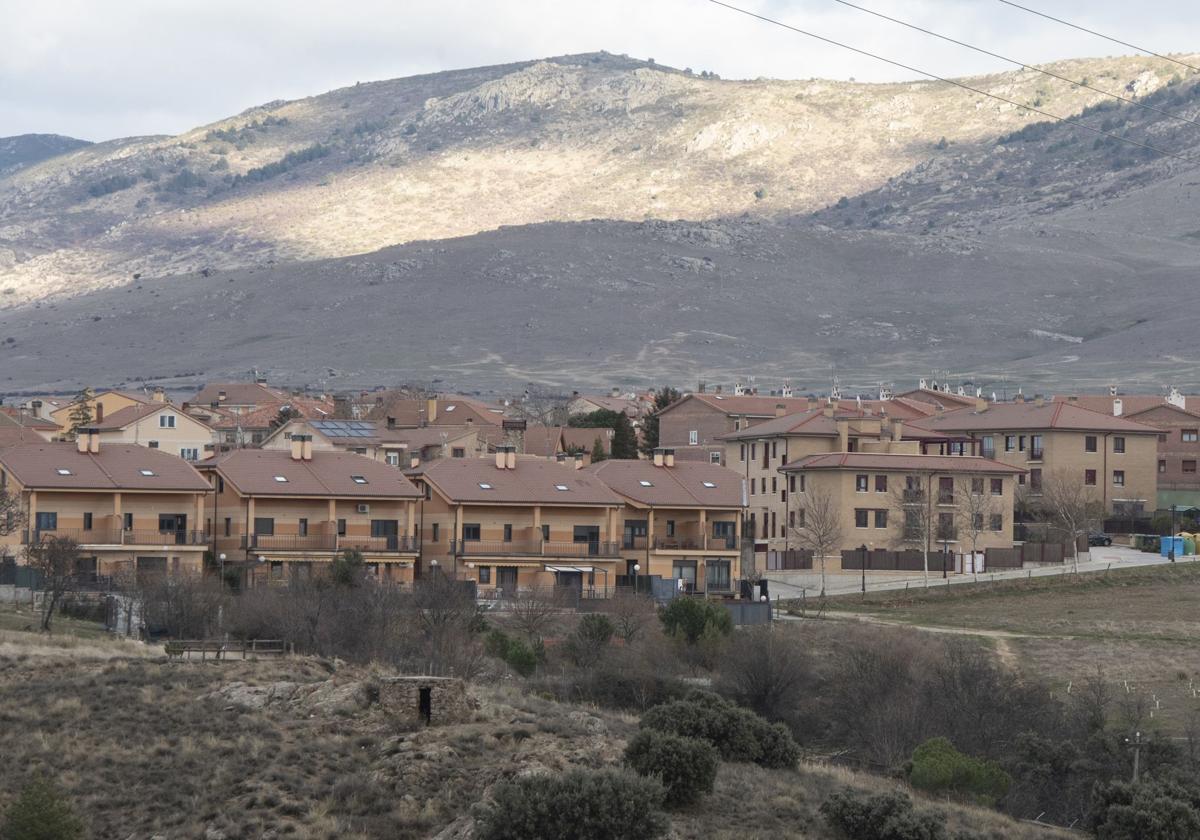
[{"xmin": 544, "ymin": 565, "xmax": 595, "ymax": 573}]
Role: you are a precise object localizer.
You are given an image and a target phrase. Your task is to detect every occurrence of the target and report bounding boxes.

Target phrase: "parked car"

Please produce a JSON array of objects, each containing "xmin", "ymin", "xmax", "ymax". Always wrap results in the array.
[{"xmin": 1088, "ymin": 531, "xmax": 1113, "ymax": 547}]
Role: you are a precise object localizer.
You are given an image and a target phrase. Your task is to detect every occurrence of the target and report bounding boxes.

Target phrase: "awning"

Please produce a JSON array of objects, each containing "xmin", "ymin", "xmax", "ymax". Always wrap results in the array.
[{"xmin": 545, "ymin": 565, "xmax": 595, "ymax": 573}]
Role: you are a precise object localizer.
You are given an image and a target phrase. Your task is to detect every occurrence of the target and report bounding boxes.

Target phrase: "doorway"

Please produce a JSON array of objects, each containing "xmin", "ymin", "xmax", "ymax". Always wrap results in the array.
[
  {"xmin": 159, "ymin": 514, "xmax": 187, "ymax": 544},
  {"xmin": 418, "ymin": 686, "xmax": 432, "ymax": 725},
  {"xmin": 496, "ymin": 566, "xmax": 519, "ymax": 597},
  {"xmin": 573, "ymin": 525, "xmax": 600, "ymax": 556}
]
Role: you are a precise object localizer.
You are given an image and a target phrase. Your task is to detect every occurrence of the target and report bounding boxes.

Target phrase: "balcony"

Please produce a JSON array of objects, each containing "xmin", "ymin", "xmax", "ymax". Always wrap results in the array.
[
  {"xmin": 24, "ymin": 529, "xmax": 209, "ymax": 547},
  {"xmin": 902, "ymin": 489, "xmax": 926, "ymax": 505},
  {"xmin": 1029, "ymin": 448, "xmax": 1044, "ymax": 462},
  {"xmin": 241, "ymin": 534, "xmax": 417, "ymax": 553},
  {"xmin": 450, "ymin": 539, "xmax": 622, "ymax": 558},
  {"xmin": 651, "ymin": 535, "xmax": 740, "ymax": 552}
]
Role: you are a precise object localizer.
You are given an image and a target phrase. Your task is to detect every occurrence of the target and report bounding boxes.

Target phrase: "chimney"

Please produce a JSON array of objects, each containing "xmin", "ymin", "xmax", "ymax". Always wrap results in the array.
[
  {"xmin": 495, "ymin": 447, "xmax": 506, "ymax": 469},
  {"xmin": 409, "ymin": 454, "xmax": 420, "ymax": 469},
  {"xmin": 301, "ymin": 434, "xmax": 312, "ymax": 461},
  {"xmin": 775, "ymin": 403, "xmax": 787, "ymax": 418},
  {"xmin": 290, "ymin": 434, "xmax": 306, "ymax": 461},
  {"xmin": 936, "ymin": 405, "xmax": 945, "ymax": 419},
  {"xmin": 386, "ymin": 416, "xmax": 396, "ymax": 430},
  {"xmin": 892, "ymin": 419, "xmax": 904, "ymax": 442},
  {"xmin": 574, "ymin": 453, "xmax": 584, "ymax": 470},
  {"xmin": 218, "ymin": 390, "xmax": 227, "ymax": 402},
  {"xmin": 822, "ymin": 403, "xmax": 835, "ymax": 418},
  {"xmin": 975, "ymin": 397, "xmax": 988, "ymax": 413},
  {"xmin": 1068, "ymin": 395, "xmax": 1078, "ymax": 403},
  {"xmin": 426, "ymin": 398, "xmax": 438, "ymax": 424},
  {"xmin": 210, "ymin": 401, "xmax": 220, "ymax": 410},
  {"xmin": 836, "ymin": 419, "xmax": 849, "ymax": 452},
  {"xmin": 76, "ymin": 430, "xmax": 90, "ymax": 454},
  {"xmin": 506, "ymin": 447, "xmax": 516, "ymax": 470},
  {"xmin": 664, "ymin": 448, "xmax": 675, "ymax": 467},
  {"xmin": 1014, "ymin": 393, "xmax": 1025, "ymax": 404},
  {"xmin": 152, "ymin": 386, "xmax": 165, "ymax": 403},
  {"xmin": 653, "ymin": 448, "xmax": 665, "ymax": 467},
  {"xmin": 1113, "ymin": 398, "xmax": 1123, "ymax": 417},
  {"xmin": 1034, "ymin": 395, "xmax": 1045, "ymax": 408},
  {"xmin": 611, "ymin": 387, "xmax": 620, "ymax": 398},
  {"xmin": 807, "ymin": 395, "xmax": 818, "ymax": 412}
]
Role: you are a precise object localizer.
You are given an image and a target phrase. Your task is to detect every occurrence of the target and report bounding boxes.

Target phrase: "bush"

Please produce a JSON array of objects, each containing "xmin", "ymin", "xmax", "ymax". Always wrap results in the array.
[
  {"xmin": 909, "ymin": 737, "xmax": 1011, "ymax": 805},
  {"xmin": 819, "ymin": 788, "xmax": 945, "ymax": 840},
  {"xmin": 624, "ymin": 729, "xmax": 718, "ymax": 807},
  {"xmin": 659, "ymin": 598, "xmax": 732, "ymax": 644},
  {"xmin": 641, "ymin": 690, "xmax": 798, "ymax": 768},
  {"xmin": 233, "ymin": 143, "xmax": 330, "ymax": 186},
  {"xmin": 87, "ymin": 174, "xmax": 137, "ymax": 197},
  {"xmin": 1, "ymin": 778, "xmax": 85, "ymax": 840},
  {"xmin": 483, "ymin": 629, "xmax": 537, "ymax": 677},
  {"xmin": 475, "ymin": 767, "xmax": 668, "ymax": 840},
  {"xmin": 1089, "ymin": 779, "xmax": 1200, "ymax": 840},
  {"xmin": 330, "ymin": 549, "xmax": 365, "ymax": 587},
  {"xmin": 565, "ymin": 614, "xmax": 615, "ymax": 667}
]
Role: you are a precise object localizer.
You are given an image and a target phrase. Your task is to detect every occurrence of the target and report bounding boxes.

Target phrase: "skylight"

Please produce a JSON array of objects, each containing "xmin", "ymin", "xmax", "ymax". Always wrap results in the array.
[
  {"xmin": 444, "ymin": 405, "xmax": 457, "ymax": 412},
  {"xmin": 478, "ymin": 482, "xmax": 493, "ymax": 490},
  {"xmin": 555, "ymin": 484, "xmax": 569, "ymax": 491},
  {"xmin": 274, "ymin": 475, "xmax": 289, "ymax": 483},
  {"xmin": 139, "ymin": 469, "xmax": 155, "ymax": 476},
  {"xmin": 351, "ymin": 475, "xmax": 368, "ymax": 484},
  {"xmin": 702, "ymin": 481, "xmax": 716, "ymax": 488},
  {"xmin": 56, "ymin": 468, "xmax": 72, "ymax": 476},
  {"xmin": 639, "ymin": 480, "xmax": 653, "ymax": 487}
]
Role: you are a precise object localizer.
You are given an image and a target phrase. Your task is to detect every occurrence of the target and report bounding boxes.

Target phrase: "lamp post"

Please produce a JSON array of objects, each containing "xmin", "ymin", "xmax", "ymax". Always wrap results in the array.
[
  {"xmin": 632, "ymin": 563, "xmax": 640, "ymax": 594},
  {"xmin": 218, "ymin": 553, "xmax": 226, "ymax": 588},
  {"xmin": 942, "ymin": 534, "xmax": 950, "ymax": 579},
  {"xmin": 1169, "ymin": 505, "xmax": 1178, "ymax": 563}
]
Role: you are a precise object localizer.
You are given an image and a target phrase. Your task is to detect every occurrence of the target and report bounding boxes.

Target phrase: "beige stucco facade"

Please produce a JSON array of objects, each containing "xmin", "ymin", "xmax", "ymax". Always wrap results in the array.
[
  {"xmin": 50, "ymin": 391, "xmax": 146, "ymax": 433},
  {"xmin": 97, "ymin": 408, "xmax": 215, "ymax": 462}
]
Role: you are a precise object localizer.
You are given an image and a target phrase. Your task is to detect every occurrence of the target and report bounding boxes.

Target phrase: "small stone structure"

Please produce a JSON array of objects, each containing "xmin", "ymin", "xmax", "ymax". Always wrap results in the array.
[{"xmin": 378, "ymin": 676, "xmax": 475, "ymax": 726}]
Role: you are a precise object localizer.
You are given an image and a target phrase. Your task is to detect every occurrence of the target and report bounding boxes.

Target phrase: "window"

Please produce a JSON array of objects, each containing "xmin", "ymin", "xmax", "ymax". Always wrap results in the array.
[
  {"xmin": 56, "ymin": 468, "xmax": 72, "ymax": 476},
  {"xmin": 971, "ymin": 477, "xmax": 984, "ymax": 495},
  {"xmin": 872, "ymin": 475, "xmax": 886, "ymax": 493},
  {"xmin": 739, "ymin": 444, "xmax": 746, "ymax": 462},
  {"xmin": 273, "ymin": 475, "xmax": 288, "ymax": 483},
  {"xmin": 337, "ymin": 519, "xmax": 347, "ymax": 536},
  {"xmin": 1113, "ymin": 436, "xmax": 1126, "ymax": 454},
  {"xmin": 139, "ymin": 469, "xmax": 155, "ymax": 476},
  {"xmin": 1018, "ymin": 436, "xmax": 1026, "ymax": 452},
  {"xmin": 159, "ymin": 414, "xmax": 176, "ymax": 428},
  {"xmin": 1112, "ymin": 470, "xmax": 1125, "ymax": 487},
  {"xmin": 82, "ymin": 512, "xmax": 93, "ymax": 531},
  {"xmin": 874, "ymin": 510, "xmax": 888, "ymax": 529},
  {"xmin": 760, "ymin": 477, "xmax": 766, "ymax": 494},
  {"xmin": 797, "ymin": 474, "xmax": 806, "ymax": 492},
  {"xmin": 688, "ymin": 430, "xmax": 698, "ymax": 446},
  {"xmin": 710, "ymin": 451, "xmax": 722, "ymax": 464},
  {"xmin": 478, "ymin": 566, "xmax": 491, "ymax": 584},
  {"xmin": 949, "ymin": 442, "xmax": 966, "ymax": 456},
  {"xmin": 179, "ymin": 447, "xmax": 199, "ymax": 461},
  {"xmin": 35, "ymin": 512, "xmax": 57, "ymax": 531},
  {"xmin": 223, "ymin": 517, "xmax": 231, "ymax": 537},
  {"xmin": 666, "ymin": 520, "xmax": 676, "ymax": 537},
  {"xmin": 123, "ymin": 513, "xmax": 133, "ymax": 531},
  {"xmin": 1084, "ymin": 469, "xmax": 1097, "ymax": 486},
  {"xmin": 1184, "ymin": 461, "xmax": 1197, "ymax": 474},
  {"xmin": 1029, "ymin": 469, "xmax": 1042, "ymax": 492},
  {"xmin": 989, "ymin": 514, "xmax": 1004, "ymax": 532},
  {"xmin": 503, "ymin": 524, "xmax": 512, "ymax": 542},
  {"xmin": 1005, "ymin": 436, "xmax": 1016, "ymax": 452},
  {"xmin": 253, "ymin": 517, "xmax": 275, "ymax": 536},
  {"xmin": 855, "ymin": 474, "xmax": 869, "ymax": 492},
  {"xmin": 639, "ymin": 480, "xmax": 653, "ymax": 487},
  {"xmin": 749, "ymin": 480, "xmax": 755, "ymax": 496},
  {"xmin": 990, "ymin": 478, "xmax": 1003, "ymax": 496},
  {"xmin": 938, "ymin": 477, "xmax": 954, "ymax": 504},
  {"xmin": 452, "ymin": 447, "xmax": 466, "ymax": 458},
  {"xmin": 351, "ymin": 475, "xmax": 368, "ymax": 484},
  {"xmin": 554, "ymin": 484, "xmax": 569, "ymax": 492},
  {"xmin": 771, "ymin": 477, "xmax": 777, "ymax": 493},
  {"xmin": 794, "ymin": 508, "xmax": 805, "ymax": 529},
  {"xmin": 750, "ymin": 444, "xmax": 756, "ymax": 461},
  {"xmin": 148, "ymin": 441, "xmax": 159, "ymax": 449},
  {"xmin": 1017, "ymin": 474, "xmax": 1026, "ymax": 486},
  {"xmin": 702, "ymin": 480, "xmax": 716, "ymax": 488},
  {"xmin": 298, "ymin": 518, "xmax": 308, "ymax": 536},
  {"xmin": 386, "ymin": 452, "xmax": 400, "ymax": 466},
  {"xmin": 541, "ymin": 524, "xmax": 550, "ymax": 541},
  {"xmin": 1183, "ymin": 429, "xmax": 1199, "ymax": 443},
  {"xmin": 937, "ymin": 512, "xmax": 955, "ymax": 540},
  {"xmin": 1159, "ymin": 459, "xmax": 1167, "ymax": 474},
  {"xmin": 972, "ymin": 513, "xmax": 984, "ymax": 530},
  {"xmin": 1085, "ymin": 435, "xmax": 1097, "ymax": 453},
  {"xmin": 431, "ymin": 523, "xmax": 439, "ymax": 542},
  {"xmin": 1030, "ymin": 435, "xmax": 1043, "ymax": 459},
  {"xmin": 217, "ymin": 477, "xmax": 224, "ymax": 493},
  {"xmin": 462, "ymin": 524, "xmax": 481, "ymax": 541},
  {"xmin": 478, "ymin": 482, "xmax": 493, "ymax": 490},
  {"xmin": 980, "ymin": 436, "xmax": 995, "ymax": 457},
  {"xmin": 854, "ymin": 509, "xmax": 869, "ymax": 528}
]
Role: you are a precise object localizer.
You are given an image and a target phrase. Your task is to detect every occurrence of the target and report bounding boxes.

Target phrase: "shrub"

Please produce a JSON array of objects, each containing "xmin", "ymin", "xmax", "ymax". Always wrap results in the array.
[
  {"xmin": 87, "ymin": 174, "xmax": 137, "ymax": 197},
  {"xmin": 659, "ymin": 597, "xmax": 732, "ymax": 644},
  {"xmin": 483, "ymin": 629, "xmax": 537, "ymax": 677},
  {"xmin": 330, "ymin": 549, "xmax": 365, "ymax": 587},
  {"xmin": 233, "ymin": 143, "xmax": 330, "ymax": 186},
  {"xmin": 624, "ymin": 729, "xmax": 718, "ymax": 807},
  {"xmin": 1088, "ymin": 779, "xmax": 1200, "ymax": 840},
  {"xmin": 1, "ymin": 778, "xmax": 85, "ymax": 840},
  {"xmin": 475, "ymin": 767, "xmax": 668, "ymax": 840},
  {"xmin": 819, "ymin": 788, "xmax": 945, "ymax": 840},
  {"xmin": 640, "ymin": 690, "xmax": 798, "ymax": 768},
  {"xmin": 565, "ymin": 614, "xmax": 615, "ymax": 667},
  {"xmin": 909, "ymin": 737, "xmax": 1011, "ymax": 805}
]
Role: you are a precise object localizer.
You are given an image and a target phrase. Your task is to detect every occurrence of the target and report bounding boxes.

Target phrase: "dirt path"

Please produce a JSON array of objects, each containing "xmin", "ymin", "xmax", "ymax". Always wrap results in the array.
[{"xmin": 802, "ymin": 610, "xmax": 1034, "ymax": 640}]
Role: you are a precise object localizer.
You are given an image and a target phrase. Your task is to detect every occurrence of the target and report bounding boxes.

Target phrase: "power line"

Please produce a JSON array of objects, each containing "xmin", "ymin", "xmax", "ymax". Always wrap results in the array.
[
  {"xmin": 832, "ymin": 0, "xmax": 1200, "ymax": 132},
  {"xmin": 705, "ymin": 0, "xmax": 1198, "ymax": 165},
  {"xmin": 996, "ymin": 0, "xmax": 1200, "ymax": 75}
]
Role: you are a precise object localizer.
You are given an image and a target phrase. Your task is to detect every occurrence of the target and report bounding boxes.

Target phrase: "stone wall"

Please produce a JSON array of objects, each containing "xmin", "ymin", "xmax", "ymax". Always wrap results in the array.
[{"xmin": 377, "ymin": 676, "xmax": 475, "ymax": 726}]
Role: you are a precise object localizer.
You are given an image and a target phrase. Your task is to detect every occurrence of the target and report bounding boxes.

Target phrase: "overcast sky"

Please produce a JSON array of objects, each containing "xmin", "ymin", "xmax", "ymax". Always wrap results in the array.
[{"xmin": 3, "ymin": 0, "xmax": 1198, "ymax": 141}]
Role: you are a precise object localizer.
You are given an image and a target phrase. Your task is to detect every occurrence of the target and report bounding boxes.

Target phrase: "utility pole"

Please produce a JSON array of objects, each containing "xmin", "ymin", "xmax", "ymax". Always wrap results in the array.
[{"xmin": 1126, "ymin": 731, "xmax": 1143, "ymax": 783}]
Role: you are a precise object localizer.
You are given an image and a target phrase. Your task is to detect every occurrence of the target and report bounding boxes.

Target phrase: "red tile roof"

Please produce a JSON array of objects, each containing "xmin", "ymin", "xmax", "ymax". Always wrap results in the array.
[
  {"xmin": 586, "ymin": 459, "xmax": 744, "ymax": 508},
  {"xmin": 909, "ymin": 402, "xmax": 1162, "ymax": 434},
  {"xmin": 1054, "ymin": 394, "xmax": 1200, "ymax": 417},
  {"xmin": 420, "ymin": 458, "xmax": 621, "ymax": 506},
  {"xmin": 0, "ymin": 443, "xmax": 210, "ymax": 491},
  {"xmin": 93, "ymin": 403, "xmax": 210, "ymax": 432},
  {"xmin": 781, "ymin": 452, "xmax": 1026, "ymax": 474},
  {"xmin": 190, "ymin": 382, "xmax": 287, "ymax": 408},
  {"xmin": 204, "ymin": 450, "xmax": 420, "ymax": 499}
]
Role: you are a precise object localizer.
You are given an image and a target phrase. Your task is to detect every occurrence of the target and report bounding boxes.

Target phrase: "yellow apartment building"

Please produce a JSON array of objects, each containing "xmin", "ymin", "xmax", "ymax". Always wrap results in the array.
[
  {"xmin": 93, "ymin": 402, "xmax": 215, "ymax": 462},
  {"xmin": 0, "ymin": 429, "xmax": 211, "ymax": 580}
]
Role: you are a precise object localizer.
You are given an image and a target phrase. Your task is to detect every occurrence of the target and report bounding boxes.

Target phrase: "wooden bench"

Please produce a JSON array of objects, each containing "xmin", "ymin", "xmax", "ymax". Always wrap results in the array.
[{"xmin": 164, "ymin": 639, "xmax": 288, "ymax": 661}]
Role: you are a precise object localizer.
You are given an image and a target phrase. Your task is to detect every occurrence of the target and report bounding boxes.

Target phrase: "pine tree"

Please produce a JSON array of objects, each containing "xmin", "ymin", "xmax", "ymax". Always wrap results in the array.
[
  {"xmin": 66, "ymin": 387, "xmax": 95, "ymax": 440},
  {"xmin": 591, "ymin": 435, "xmax": 608, "ymax": 463},
  {"xmin": 611, "ymin": 414, "xmax": 638, "ymax": 459},
  {"xmin": 639, "ymin": 386, "xmax": 681, "ymax": 455}
]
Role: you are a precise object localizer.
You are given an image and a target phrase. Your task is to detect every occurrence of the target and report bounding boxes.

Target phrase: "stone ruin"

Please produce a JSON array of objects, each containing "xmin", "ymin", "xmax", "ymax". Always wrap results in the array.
[{"xmin": 378, "ymin": 676, "xmax": 476, "ymax": 726}]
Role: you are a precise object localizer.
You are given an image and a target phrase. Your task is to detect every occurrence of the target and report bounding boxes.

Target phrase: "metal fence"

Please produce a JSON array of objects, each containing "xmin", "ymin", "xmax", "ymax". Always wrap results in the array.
[
  {"xmin": 765, "ymin": 549, "xmax": 814, "ymax": 571},
  {"xmin": 840, "ymin": 548, "xmax": 952, "ymax": 572}
]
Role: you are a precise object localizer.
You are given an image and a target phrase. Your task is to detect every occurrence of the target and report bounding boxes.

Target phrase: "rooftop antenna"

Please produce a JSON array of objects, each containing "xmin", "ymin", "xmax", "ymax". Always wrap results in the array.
[{"xmin": 830, "ymin": 377, "xmax": 843, "ymax": 401}]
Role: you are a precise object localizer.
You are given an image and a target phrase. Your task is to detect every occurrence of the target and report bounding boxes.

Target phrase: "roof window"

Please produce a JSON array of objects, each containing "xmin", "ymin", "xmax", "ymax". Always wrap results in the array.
[
  {"xmin": 274, "ymin": 475, "xmax": 289, "ymax": 483},
  {"xmin": 478, "ymin": 482, "xmax": 493, "ymax": 490},
  {"xmin": 351, "ymin": 475, "xmax": 368, "ymax": 484},
  {"xmin": 56, "ymin": 468, "xmax": 72, "ymax": 476},
  {"xmin": 444, "ymin": 405, "xmax": 457, "ymax": 412},
  {"xmin": 139, "ymin": 469, "xmax": 155, "ymax": 476},
  {"xmin": 639, "ymin": 480, "xmax": 654, "ymax": 487},
  {"xmin": 554, "ymin": 484, "xmax": 569, "ymax": 491},
  {"xmin": 702, "ymin": 481, "xmax": 716, "ymax": 488}
]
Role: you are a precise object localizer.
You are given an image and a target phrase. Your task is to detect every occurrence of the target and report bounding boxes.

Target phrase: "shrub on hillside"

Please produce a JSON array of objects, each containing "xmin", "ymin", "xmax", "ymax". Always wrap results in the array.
[
  {"xmin": 641, "ymin": 690, "xmax": 798, "ymax": 768},
  {"xmin": 565, "ymin": 613, "xmax": 615, "ymax": 668},
  {"xmin": 483, "ymin": 629, "xmax": 537, "ymax": 677},
  {"xmin": 909, "ymin": 737, "xmax": 1011, "ymax": 805},
  {"xmin": 819, "ymin": 788, "xmax": 945, "ymax": 840},
  {"xmin": 1088, "ymin": 779, "xmax": 1200, "ymax": 840},
  {"xmin": 659, "ymin": 597, "xmax": 732, "ymax": 644},
  {"xmin": 1, "ymin": 778, "xmax": 85, "ymax": 840},
  {"xmin": 624, "ymin": 729, "xmax": 718, "ymax": 807},
  {"xmin": 475, "ymin": 767, "xmax": 668, "ymax": 840}
]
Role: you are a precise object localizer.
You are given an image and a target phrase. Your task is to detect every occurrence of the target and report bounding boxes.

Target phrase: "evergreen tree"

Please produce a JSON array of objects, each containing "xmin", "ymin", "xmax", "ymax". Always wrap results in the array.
[
  {"xmin": 639, "ymin": 386, "xmax": 681, "ymax": 455},
  {"xmin": 611, "ymin": 414, "xmax": 638, "ymax": 459},
  {"xmin": 591, "ymin": 434, "xmax": 608, "ymax": 462},
  {"xmin": 66, "ymin": 387, "xmax": 95, "ymax": 440}
]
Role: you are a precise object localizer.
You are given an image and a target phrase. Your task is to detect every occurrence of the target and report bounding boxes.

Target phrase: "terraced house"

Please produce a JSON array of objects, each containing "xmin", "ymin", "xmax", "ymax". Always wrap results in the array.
[
  {"xmin": 201, "ymin": 435, "xmax": 421, "ymax": 586},
  {"xmin": 586, "ymin": 448, "xmax": 745, "ymax": 596},
  {"xmin": 410, "ymin": 446, "xmax": 625, "ymax": 598},
  {"xmin": 0, "ymin": 429, "xmax": 211, "ymax": 580}
]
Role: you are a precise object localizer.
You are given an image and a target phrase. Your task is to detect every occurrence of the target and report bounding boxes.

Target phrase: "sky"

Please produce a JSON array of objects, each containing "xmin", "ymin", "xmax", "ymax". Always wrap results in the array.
[{"xmin": 3, "ymin": 0, "xmax": 1199, "ymax": 141}]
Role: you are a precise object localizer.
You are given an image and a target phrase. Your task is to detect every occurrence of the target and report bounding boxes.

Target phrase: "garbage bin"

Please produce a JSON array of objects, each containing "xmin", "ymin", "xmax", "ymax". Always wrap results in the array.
[{"xmin": 1161, "ymin": 536, "xmax": 1185, "ymax": 558}]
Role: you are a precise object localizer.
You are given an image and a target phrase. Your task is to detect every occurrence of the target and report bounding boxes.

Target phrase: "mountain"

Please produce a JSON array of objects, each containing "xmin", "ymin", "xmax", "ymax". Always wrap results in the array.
[
  {"xmin": 0, "ymin": 133, "xmax": 91, "ymax": 175},
  {"xmin": 2, "ymin": 51, "xmax": 1200, "ymax": 395}
]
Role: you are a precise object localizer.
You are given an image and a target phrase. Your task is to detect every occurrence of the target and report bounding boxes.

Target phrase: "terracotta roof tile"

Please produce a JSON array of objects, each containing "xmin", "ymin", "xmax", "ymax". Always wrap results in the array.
[
  {"xmin": 586, "ymin": 459, "xmax": 744, "ymax": 508},
  {"xmin": 0, "ymin": 443, "xmax": 210, "ymax": 491},
  {"xmin": 781, "ymin": 452, "xmax": 1026, "ymax": 474},
  {"xmin": 420, "ymin": 458, "xmax": 621, "ymax": 506},
  {"xmin": 205, "ymin": 450, "xmax": 420, "ymax": 498},
  {"xmin": 909, "ymin": 402, "xmax": 1162, "ymax": 434}
]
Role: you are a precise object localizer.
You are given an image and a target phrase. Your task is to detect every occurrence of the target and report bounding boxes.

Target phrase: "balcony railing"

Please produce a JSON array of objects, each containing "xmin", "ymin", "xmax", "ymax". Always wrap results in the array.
[
  {"xmin": 651, "ymin": 535, "xmax": 740, "ymax": 551},
  {"xmin": 24, "ymin": 529, "xmax": 209, "ymax": 547},
  {"xmin": 450, "ymin": 539, "xmax": 622, "ymax": 558},
  {"xmin": 1029, "ymin": 448, "xmax": 1044, "ymax": 461},
  {"xmin": 902, "ymin": 490, "xmax": 926, "ymax": 504},
  {"xmin": 241, "ymin": 534, "xmax": 417, "ymax": 553}
]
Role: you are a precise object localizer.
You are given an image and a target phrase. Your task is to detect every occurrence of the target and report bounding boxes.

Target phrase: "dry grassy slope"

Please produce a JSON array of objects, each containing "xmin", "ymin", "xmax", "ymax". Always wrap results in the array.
[
  {"xmin": 0, "ymin": 637, "xmax": 1068, "ymax": 839},
  {"xmin": 0, "ymin": 51, "xmax": 1192, "ymax": 303}
]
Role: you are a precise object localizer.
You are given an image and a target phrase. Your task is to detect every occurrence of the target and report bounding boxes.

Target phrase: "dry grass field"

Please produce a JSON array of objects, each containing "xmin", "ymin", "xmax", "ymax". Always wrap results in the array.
[
  {"xmin": 820, "ymin": 563, "xmax": 1200, "ymax": 733},
  {"xmin": 0, "ymin": 628, "xmax": 1070, "ymax": 839}
]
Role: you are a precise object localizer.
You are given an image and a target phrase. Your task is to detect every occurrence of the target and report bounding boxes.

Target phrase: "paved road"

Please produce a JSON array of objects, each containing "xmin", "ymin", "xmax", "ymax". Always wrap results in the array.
[{"xmin": 765, "ymin": 546, "xmax": 1198, "ymax": 599}]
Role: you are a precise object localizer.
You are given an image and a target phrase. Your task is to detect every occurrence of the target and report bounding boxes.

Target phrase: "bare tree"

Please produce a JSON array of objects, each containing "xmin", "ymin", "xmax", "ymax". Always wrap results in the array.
[
  {"xmin": 607, "ymin": 588, "xmax": 657, "ymax": 644},
  {"xmin": 25, "ymin": 537, "xmax": 82, "ymax": 631},
  {"xmin": 788, "ymin": 487, "xmax": 843, "ymax": 597},
  {"xmin": 508, "ymin": 586, "xmax": 564, "ymax": 642},
  {"xmin": 954, "ymin": 476, "xmax": 1000, "ymax": 565},
  {"xmin": 1039, "ymin": 469, "xmax": 1103, "ymax": 573},
  {"xmin": 891, "ymin": 473, "xmax": 936, "ymax": 588},
  {"xmin": 511, "ymin": 384, "xmax": 570, "ymax": 429}
]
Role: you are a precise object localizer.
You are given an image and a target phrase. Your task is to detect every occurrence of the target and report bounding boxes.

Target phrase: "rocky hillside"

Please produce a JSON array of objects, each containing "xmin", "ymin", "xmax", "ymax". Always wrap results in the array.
[
  {"xmin": 0, "ymin": 134, "xmax": 91, "ymax": 175},
  {"xmin": 1, "ymin": 51, "xmax": 1193, "ymax": 303}
]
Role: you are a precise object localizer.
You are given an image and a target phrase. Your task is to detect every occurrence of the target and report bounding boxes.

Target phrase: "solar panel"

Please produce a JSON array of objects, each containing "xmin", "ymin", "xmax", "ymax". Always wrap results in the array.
[{"xmin": 312, "ymin": 420, "xmax": 377, "ymax": 438}]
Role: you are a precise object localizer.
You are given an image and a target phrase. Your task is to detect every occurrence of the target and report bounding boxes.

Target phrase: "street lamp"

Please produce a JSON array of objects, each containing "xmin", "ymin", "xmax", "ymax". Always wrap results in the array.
[
  {"xmin": 1169, "ymin": 505, "xmax": 1178, "ymax": 563},
  {"xmin": 632, "ymin": 563, "xmax": 640, "ymax": 594},
  {"xmin": 218, "ymin": 553, "xmax": 226, "ymax": 586}
]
